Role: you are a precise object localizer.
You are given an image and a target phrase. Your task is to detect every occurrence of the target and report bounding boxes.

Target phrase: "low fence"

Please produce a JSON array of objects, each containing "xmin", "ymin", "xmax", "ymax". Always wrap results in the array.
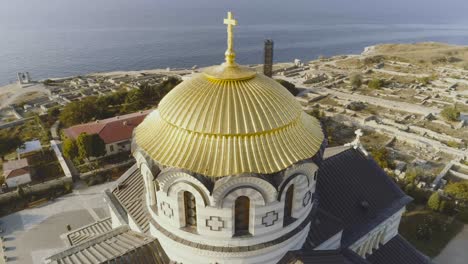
[{"xmin": 0, "ymin": 177, "xmax": 72, "ymax": 217}]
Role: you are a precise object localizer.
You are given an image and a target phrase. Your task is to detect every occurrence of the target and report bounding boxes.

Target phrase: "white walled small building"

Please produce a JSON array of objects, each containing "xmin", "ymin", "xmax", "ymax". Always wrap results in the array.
[
  {"xmin": 3, "ymin": 158, "xmax": 31, "ymax": 188},
  {"xmin": 46, "ymin": 12, "xmax": 433, "ymax": 264}
]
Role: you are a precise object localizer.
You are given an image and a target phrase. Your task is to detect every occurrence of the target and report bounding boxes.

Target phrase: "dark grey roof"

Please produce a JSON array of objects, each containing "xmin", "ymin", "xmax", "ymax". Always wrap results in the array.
[
  {"xmin": 316, "ymin": 148, "xmax": 412, "ymax": 246},
  {"xmin": 367, "ymin": 235, "xmax": 434, "ymax": 264},
  {"xmin": 323, "ymin": 145, "xmax": 352, "ymax": 159},
  {"xmin": 342, "ymin": 249, "xmax": 371, "ymax": 264},
  {"xmin": 46, "ymin": 226, "xmax": 169, "ymax": 264},
  {"xmin": 112, "ymin": 164, "xmax": 150, "ymax": 233},
  {"xmin": 279, "ymin": 249, "xmax": 368, "ymax": 264},
  {"xmin": 304, "ymin": 208, "xmax": 343, "ymax": 249}
]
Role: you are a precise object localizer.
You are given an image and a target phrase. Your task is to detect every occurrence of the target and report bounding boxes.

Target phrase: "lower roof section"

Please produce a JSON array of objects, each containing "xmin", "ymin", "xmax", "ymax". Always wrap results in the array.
[
  {"xmin": 367, "ymin": 235, "xmax": 434, "ymax": 264},
  {"xmin": 279, "ymin": 249, "xmax": 368, "ymax": 264},
  {"xmin": 317, "ymin": 148, "xmax": 412, "ymax": 246},
  {"xmin": 61, "ymin": 217, "xmax": 113, "ymax": 246},
  {"xmin": 112, "ymin": 164, "xmax": 150, "ymax": 233},
  {"xmin": 45, "ymin": 225, "xmax": 169, "ymax": 264}
]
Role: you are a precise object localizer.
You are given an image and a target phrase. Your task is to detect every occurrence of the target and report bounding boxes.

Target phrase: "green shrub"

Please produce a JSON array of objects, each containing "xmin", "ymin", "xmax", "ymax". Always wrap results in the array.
[
  {"xmin": 447, "ymin": 141, "xmax": 460, "ymax": 148},
  {"xmin": 405, "ymin": 183, "xmax": 416, "ymax": 193},
  {"xmin": 427, "ymin": 192, "xmax": 441, "ymax": 211},
  {"xmin": 441, "ymin": 106, "xmax": 460, "ymax": 122},
  {"xmin": 368, "ymin": 78, "xmax": 383, "ymax": 89},
  {"xmin": 63, "ymin": 138, "xmax": 78, "ymax": 160},
  {"xmin": 276, "ymin": 79, "xmax": 299, "ymax": 96},
  {"xmin": 445, "ymin": 181, "xmax": 468, "ymax": 200},
  {"xmin": 405, "ymin": 168, "xmax": 424, "ymax": 184},
  {"xmin": 370, "ymin": 147, "xmax": 393, "ymax": 169},
  {"xmin": 417, "ymin": 77, "xmax": 431, "ymax": 85},
  {"xmin": 306, "ymin": 107, "xmax": 323, "ymax": 120},
  {"xmin": 350, "ymin": 74, "xmax": 362, "ymax": 89}
]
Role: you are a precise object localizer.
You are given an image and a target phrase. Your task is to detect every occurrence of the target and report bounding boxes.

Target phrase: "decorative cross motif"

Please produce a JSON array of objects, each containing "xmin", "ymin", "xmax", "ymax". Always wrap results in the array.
[
  {"xmin": 206, "ymin": 216, "xmax": 225, "ymax": 231},
  {"xmin": 262, "ymin": 211, "xmax": 279, "ymax": 227},
  {"xmin": 161, "ymin": 201, "xmax": 173, "ymax": 218},
  {"xmin": 223, "ymin": 11, "xmax": 238, "ymax": 65},
  {"xmin": 303, "ymin": 191, "xmax": 312, "ymax": 207}
]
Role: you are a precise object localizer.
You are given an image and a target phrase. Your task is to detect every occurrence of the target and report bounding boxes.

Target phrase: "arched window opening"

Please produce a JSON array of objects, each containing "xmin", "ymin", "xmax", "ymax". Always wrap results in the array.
[
  {"xmin": 234, "ymin": 196, "xmax": 250, "ymax": 236},
  {"xmin": 184, "ymin": 191, "xmax": 197, "ymax": 229},
  {"xmin": 152, "ymin": 181, "xmax": 159, "ymax": 212},
  {"xmin": 283, "ymin": 184, "xmax": 295, "ymax": 226}
]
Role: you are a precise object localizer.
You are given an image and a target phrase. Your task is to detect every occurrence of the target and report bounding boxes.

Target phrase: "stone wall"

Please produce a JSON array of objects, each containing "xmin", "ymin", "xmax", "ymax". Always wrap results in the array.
[{"xmin": 134, "ymin": 150, "xmax": 320, "ymax": 263}]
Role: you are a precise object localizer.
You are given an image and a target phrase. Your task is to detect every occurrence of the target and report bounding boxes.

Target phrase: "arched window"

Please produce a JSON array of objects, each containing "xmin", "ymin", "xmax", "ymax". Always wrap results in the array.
[
  {"xmin": 184, "ymin": 191, "xmax": 197, "ymax": 229},
  {"xmin": 234, "ymin": 196, "xmax": 250, "ymax": 236},
  {"xmin": 283, "ymin": 185, "xmax": 295, "ymax": 226},
  {"xmin": 152, "ymin": 181, "xmax": 159, "ymax": 212}
]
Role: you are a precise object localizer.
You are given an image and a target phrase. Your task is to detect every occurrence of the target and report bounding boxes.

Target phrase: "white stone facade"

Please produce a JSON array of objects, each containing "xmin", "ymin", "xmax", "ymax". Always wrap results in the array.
[
  {"xmin": 349, "ymin": 207, "xmax": 405, "ymax": 258},
  {"xmin": 105, "ymin": 139, "xmax": 131, "ymax": 156},
  {"xmin": 134, "ymin": 150, "xmax": 319, "ymax": 263}
]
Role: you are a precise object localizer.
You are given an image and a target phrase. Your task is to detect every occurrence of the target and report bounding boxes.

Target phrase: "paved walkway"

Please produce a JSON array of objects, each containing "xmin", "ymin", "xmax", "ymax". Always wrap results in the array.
[
  {"xmin": 50, "ymin": 121, "xmax": 60, "ymax": 140},
  {"xmin": 0, "ymin": 181, "xmax": 116, "ymax": 264},
  {"xmin": 434, "ymin": 224, "xmax": 468, "ymax": 264}
]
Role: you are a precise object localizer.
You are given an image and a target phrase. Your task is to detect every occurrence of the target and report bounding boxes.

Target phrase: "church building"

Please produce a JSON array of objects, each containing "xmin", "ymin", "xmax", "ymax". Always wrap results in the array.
[{"xmin": 46, "ymin": 12, "xmax": 433, "ymax": 264}]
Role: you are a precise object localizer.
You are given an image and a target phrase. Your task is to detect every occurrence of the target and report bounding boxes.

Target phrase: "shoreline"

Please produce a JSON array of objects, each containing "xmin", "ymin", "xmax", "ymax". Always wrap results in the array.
[{"xmin": 2, "ymin": 40, "xmax": 468, "ymax": 88}]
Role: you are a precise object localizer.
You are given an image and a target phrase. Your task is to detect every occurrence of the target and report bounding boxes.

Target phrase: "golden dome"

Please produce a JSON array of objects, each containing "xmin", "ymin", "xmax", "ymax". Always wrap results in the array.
[{"xmin": 133, "ymin": 12, "xmax": 324, "ymax": 177}]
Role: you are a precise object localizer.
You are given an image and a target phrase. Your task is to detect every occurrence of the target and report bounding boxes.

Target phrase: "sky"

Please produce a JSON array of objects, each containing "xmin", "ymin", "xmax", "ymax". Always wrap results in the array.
[{"xmin": 1, "ymin": 0, "xmax": 468, "ymax": 30}]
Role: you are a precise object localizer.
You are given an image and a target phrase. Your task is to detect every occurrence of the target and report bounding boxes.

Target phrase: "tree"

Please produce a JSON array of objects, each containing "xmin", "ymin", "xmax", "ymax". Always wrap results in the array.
[
  {"xmin": 76, "ymin": 133, "xmax": 106, "ymax": 160},
  {"xmin": 48, "ymin": 106, "xmax": 61, "ymax": 119},
  {"xmin": 62, "ymin": 138, "xmax": 79, "ymax": 160},
  {"xmin": 276, "ymin": 79, "xmax": 299, "ymax": 96},
  {"xmin": 0, "ymin": 133, "xmax": 22, "ymax": 159},
  {"xmin": 122, "ymin": 89, "xmax": 146, "ymax": 113},
  {"xmin": 43, "ymin": 79, "xmax": 55, "ymax": 86},
  {"xmin": 370, "ymin": 147, "xmax": 393, "ymax": 169},
  {"xmin": 59, "ymin": 97, "xmax": 99, "ymax": 126},
  {"xmin": 444, "ymin": 181, "xmax": 468, "ymax": 200},
  {"xmin": 440, "ymin": 106, "xmax": 460, "ymax": 122},
  {"xmin": 405, "ymin": 168, "xmax": 423, "ymax": 184},
  {"xmin": 427, "ymin": 192, "xmax": 441, "ymax": 211},
  {"xmin": 350, "ymin": 74, "xmax": 362, "ymax": 89},
  {"xmin": 368, "ymin": 78, "xmax": 383, "ymax": 89}
]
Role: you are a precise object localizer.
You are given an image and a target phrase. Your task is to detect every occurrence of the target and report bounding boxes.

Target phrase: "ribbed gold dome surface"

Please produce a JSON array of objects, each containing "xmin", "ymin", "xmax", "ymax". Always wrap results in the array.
[
  {"xmin": 133, "ymin": 12, "xmax": 324, "ymax": 177},
  {"xmin": 134, "ymin": 65, "xmax": 324, "ymax": 177},
  {"xmin": 158, "ymin": 70, "xmax": 301, "ymax": 135}
]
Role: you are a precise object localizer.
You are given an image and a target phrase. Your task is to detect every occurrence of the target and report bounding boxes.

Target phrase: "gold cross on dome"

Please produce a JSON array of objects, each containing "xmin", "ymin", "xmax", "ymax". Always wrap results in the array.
[{"xmin": 224, "ymin": 11, "xmax": 238, "ymax": 65}]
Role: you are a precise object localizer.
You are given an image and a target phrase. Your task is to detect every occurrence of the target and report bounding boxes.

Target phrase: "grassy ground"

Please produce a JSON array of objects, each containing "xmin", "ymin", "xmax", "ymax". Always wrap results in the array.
[
  {"xmin": 369, "ymin": 42, "xmax": 468, "ymax": 68},
  {"xmin": 399, "ymin": 210, "xmax": 464, "ymax": 258}
]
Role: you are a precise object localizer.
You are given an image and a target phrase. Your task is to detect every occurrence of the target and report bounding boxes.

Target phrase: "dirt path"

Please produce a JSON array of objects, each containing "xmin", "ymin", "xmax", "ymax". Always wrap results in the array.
[{"xmin": 0, "ymin": 83, "xmax": 50, "ymax": 109}]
